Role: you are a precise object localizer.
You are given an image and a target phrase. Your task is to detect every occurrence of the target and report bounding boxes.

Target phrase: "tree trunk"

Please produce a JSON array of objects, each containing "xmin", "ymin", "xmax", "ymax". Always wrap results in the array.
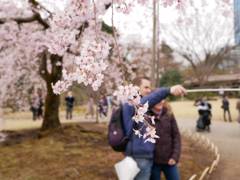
[
  {"xmin": 40, "ymin": 52, "xmax": 62, "ymax": 131},
  {"xmin": 41, "ymin": 82, "xmax": 61, "ymax": 130}
]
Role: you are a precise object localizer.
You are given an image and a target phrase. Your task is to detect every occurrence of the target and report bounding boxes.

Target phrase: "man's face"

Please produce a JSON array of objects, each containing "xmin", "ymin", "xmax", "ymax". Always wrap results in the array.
[{"xmin": 139, "ymin": 79, "xmax": 151, "ymax": 96}]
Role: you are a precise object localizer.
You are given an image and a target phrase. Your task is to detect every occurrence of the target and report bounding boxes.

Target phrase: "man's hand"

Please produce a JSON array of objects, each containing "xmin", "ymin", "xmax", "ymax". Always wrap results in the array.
[
  {"xmin": 170, "ymin": 85, "xmax": 187, "ymax": 96},
  {"xmin": 168, "ymin": 158, "xmax": 176, "ymax": 166}
]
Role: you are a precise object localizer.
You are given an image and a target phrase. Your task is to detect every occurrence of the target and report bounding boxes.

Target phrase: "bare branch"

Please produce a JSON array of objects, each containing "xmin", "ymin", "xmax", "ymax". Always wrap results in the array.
[
  {"xmin": 0, "ymin": 11, "xmax": 49, "ymax": 28},
  {"xmin": 29, "ymin": 0, "xmax": 52, "ymax": 16}
]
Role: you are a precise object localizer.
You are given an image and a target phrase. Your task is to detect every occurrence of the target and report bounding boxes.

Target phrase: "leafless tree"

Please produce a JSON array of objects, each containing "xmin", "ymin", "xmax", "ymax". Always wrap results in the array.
[{"xmin": 161, "ymin": 0, "xmax": 236, "ymax": 85}]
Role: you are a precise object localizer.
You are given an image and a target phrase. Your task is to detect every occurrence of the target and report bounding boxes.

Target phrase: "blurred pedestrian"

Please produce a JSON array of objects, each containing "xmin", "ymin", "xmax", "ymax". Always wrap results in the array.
[
  {"xmin": 194, "ymin": 97, "xmax": 212, "ymax": 132},
  {"xmin": 221, "ymin": 95, "xmax": 232, "ymax": 122},
  {"xmin": 107, "ymin": 95, "xmax": 113, "ymax": 109},
  {"xmin": 0, "ymin": 107, "xmax": 4, "ymax": 131},
  {"xmin": 30, "ymin": 94, "xmax": 39, "ymax": 121},
  {"xmin": 236, "ymin": 98, "xmax": 240, "ymax": 123},
  {"xmin": 65, "ymin": 91, "xmax": 75, "ymax": 120},
  {"xmin": 37, "ymin": 89, "xmax": 44, "ymax": 120},
  {"xmin": 85, "ymin": 96, "xmax": 95, "ymax": 119},
  {"xmin": 98, "ymin": 96, "xmax": 108, "ymax": 118}
]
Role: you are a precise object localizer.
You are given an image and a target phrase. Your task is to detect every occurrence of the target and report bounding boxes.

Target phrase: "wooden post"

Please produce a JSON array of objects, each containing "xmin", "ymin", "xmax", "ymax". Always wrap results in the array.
[
  {"xmin": 188, "ymin": 174, "xmax": 197, "ymax": 180},
  {"xmin": 199, "ymin": 167, "xmax": 210, "ymax": 180}
]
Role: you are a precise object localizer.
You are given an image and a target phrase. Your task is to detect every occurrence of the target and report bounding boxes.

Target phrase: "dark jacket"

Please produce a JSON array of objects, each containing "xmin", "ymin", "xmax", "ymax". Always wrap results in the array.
[
  {"xmin": 122, "ymin": 88, "xmax": 170, "ymax": 159},
  {"xmin": 65, "ymin": 96, "xmax": 75, "ymax": 108},
  {"xmin": 222, "ymin": 99, "xmax": 229, "ymax": 110},
  {"xmin": 151, "ymin": 108, "xmax": 181, "ymax": 164}
]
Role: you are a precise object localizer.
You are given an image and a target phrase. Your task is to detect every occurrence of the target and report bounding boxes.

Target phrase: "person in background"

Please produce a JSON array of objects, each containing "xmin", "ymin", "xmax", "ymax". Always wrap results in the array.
[
  {"xmin": 150, "ymin": 100, "xmax": 181, "ymax": 180},
  {"xmin": 0, "ymin": 108, "xmax": 4, "ymax": 131},
  {"xmin": 194, "ymin": 97, "xmax": 212, "ymax": 131},
  {"xmin": 236, "ymin": 98, "xmax": 240, "ymax": 123},
  {"xmin": 107, "ymin": 95, "xmax": 113, "ymax": 110},
  {"xmin": 85, "ymin": 95, "xmax": 95, "ymax": 119},
  {"xmin": 37, "ymin": 89, "xmax": 44, "ymax": 120},
  {"xmin": 98, "ymin": 96, "xmax": 108, "ymax": 118},
  {"xmin": 221, "ymin": 95, "xmax": 232, "ymax": 122},
  {"xmin": 30, "ymin": 93, "xmax": 39, "ymax": 121},
  {"xmin": 65, "ymin": 91, "xmax": 75, "ymax": 120}
]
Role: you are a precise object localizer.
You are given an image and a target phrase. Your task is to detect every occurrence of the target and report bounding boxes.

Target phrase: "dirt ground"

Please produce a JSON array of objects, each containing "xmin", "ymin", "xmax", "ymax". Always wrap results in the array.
[
  {"xmin": 177, "ymin": 119, "xmax": 240, "ymax": 180},
  {"xmin": 0, "ymin": 123, "xmax": 214, "ymax": 180}
]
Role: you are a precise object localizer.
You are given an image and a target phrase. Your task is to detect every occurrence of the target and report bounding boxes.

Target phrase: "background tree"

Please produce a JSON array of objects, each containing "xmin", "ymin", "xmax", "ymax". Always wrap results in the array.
[
  {"xmin": 161, "ymin": 0, "xmax": 234, "ymax": 86},
  {"xmin": 160, "ymin": 69, "xmax": 183, "ymax": 87}
]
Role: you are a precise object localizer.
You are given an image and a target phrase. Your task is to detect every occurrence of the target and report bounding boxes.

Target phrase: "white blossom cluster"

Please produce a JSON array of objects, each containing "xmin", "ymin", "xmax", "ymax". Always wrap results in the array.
[
  {"xmin": 49, "ymin": 0, "xmax": 185, "ymax": 93},
  {"xmin": 113, "ymin": 84, "xmax": 140, "ymax": 103},
  {"xmin": 114, "ymin": 85, "xmax": 159, "ymax": 143},
  {"xmin": 52, "ymin": 27, "xmax": 111, "ymax": 94},
  {"xmin": 132, "ymin": 102, "xmax": 149, "ymax": 123}
]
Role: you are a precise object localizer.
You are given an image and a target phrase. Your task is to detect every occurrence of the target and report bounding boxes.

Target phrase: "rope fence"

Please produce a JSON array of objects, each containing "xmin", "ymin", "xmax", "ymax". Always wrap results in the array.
[{"xmin": 179, "ymin": 128, "xmax": 220, "ymax": 180}]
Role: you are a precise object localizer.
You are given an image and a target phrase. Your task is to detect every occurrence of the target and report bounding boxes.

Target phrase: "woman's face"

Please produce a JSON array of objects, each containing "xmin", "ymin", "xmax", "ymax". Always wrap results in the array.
[{"xmin": 153, "ymin": 100, "xmax": 165, "ymax": 112}]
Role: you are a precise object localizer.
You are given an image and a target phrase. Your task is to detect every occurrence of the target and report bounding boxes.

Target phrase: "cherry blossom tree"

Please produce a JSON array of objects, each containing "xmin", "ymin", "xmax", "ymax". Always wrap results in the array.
[{"xmin": 0, "ymin": 0, "xmax": 183, "ymax": 133}]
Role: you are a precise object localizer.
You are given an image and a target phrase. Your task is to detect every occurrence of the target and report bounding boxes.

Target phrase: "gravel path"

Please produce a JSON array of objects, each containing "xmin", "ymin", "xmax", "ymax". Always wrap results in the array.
[{"xmin": 177, "ymin": 119, "xmax": 240, "ymax": 180}]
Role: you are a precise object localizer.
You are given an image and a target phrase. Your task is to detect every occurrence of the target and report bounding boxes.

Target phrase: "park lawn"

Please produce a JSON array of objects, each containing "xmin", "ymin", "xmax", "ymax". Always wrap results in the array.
[
  {"xmin": 1, "ymin": 98, "xmax": 239, "ymax": 131},
  {"xmin": 0, "ymin": 123, "xmax": 214, "ymax": 180}
]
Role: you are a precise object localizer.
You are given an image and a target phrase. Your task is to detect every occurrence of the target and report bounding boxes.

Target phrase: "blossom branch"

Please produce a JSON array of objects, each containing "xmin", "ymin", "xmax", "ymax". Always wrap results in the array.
[{"xmin": 114, "ymin": 85, "xmax": 159, "ymax": 143}]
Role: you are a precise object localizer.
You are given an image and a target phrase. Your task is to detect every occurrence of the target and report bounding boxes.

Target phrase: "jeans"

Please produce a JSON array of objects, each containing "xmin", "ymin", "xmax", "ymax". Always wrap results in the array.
[
  {"xmin": 150, "ymin": 163, "xmax": 180, "ymax": 180},
  {"xmin": 134, "ymin": 158, "xmax": 153, "ymax": 180}
]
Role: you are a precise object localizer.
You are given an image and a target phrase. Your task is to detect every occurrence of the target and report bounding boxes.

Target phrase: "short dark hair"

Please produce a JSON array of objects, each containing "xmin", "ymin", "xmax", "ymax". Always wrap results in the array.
[{"xmin": 132, "ymin": 76, "xmax": 150, "ymax": 86}]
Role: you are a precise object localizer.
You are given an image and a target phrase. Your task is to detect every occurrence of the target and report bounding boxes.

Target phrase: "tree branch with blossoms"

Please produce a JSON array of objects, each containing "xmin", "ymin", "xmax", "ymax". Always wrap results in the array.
[
  {"xmin": 113, "ymin": 85, "xmax": 160, "ymax": 143},
  {"xmin": 50, "ymin": 0, "xmax": 185, "ymax": 136},
  {"xmin": 0, "ymin": 0, "xmax": 185, "ymax": 131}
]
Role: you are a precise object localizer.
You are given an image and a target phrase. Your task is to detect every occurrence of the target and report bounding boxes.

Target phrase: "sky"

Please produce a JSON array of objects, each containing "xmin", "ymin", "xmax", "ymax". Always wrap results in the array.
[
  {"xmin": 4, "ymin": 0, "xmax": 233, "ymax": 48},
  {"xmin": 102, "ymin": 1, "xmax": 234, "ymax": 47},
  {"xmin": 103, "ymin": 2, "xmax": 178, "ymax": 45}
]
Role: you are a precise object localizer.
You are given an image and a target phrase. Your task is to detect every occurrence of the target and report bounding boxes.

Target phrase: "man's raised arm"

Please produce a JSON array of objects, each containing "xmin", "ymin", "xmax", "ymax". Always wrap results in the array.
[{"xmin": 141, "ymin": 85, "xmax": 186, "ymax": 108}]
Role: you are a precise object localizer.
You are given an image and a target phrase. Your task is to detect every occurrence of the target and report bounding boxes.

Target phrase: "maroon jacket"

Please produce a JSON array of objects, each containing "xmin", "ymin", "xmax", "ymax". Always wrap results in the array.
[{"xmin": 150, "ymin": 108, "xmax": 181, "ymax": 164}]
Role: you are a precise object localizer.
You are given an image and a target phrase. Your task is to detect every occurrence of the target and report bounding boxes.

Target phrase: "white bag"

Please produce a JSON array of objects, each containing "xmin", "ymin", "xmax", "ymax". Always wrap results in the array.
[{"xmin": 114, "ymin": 156, "xmax": 140, "ymax": 180}]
